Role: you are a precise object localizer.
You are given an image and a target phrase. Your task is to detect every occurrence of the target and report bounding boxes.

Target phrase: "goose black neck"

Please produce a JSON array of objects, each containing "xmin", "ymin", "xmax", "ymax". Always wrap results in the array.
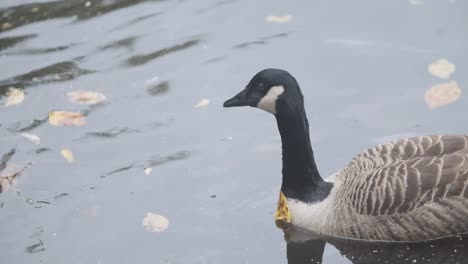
[{"xmin": 275, "ymin": 105, "xmax": 332, "ymax": 203}]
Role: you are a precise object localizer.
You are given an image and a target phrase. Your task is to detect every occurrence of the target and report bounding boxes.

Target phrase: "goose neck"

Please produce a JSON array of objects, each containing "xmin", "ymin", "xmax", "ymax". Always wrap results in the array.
[{"xmin": 275, "ymin": 106, "xmax": 330, "ymax": 202}]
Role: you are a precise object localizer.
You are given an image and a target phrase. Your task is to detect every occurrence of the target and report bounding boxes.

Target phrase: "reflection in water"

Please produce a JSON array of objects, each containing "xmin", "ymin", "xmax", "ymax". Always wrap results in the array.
[
  {"xmin": 287, "ymin": 239, "xmax": 325, "ymax": 264},
  {"xmin": 8, "ymin": 119, "xmax": 47, "ymax": 133},
  {"xmin": 25, "ymin": 240, "xmax": 45, "ymax": 254},
  {"xmin": 103, "ymin": 151, "xmax": 190, "ymax": 177},
  {"xmin": 0, "ymin": 149, "xmax": 16, "ymax": 193},
  {"xmin": 0, "ymin": 34, "xmax": 36, "ymax": 51},
  {"xmin": 0, "ymin": 61, "xmax": 94, "ymax": 95},
  {"xmin": 0, "ymin": 0, "xmax": 161, "ymax": 33},
  {"xmin": 84, "ymin": 127, "xmax": 140, "ymax": 139},
  {"xmin": 285, "ymin": 228, "xmax": 468, "ymax": 264},
  {"xmin": 146, "ymin": 151, "xmax": 190, "ymax": 166},
  {"xmin": 99, "ymin": 36, "xmax": 139, "ymax": 52},
  {"xmin": 110, "ymin": 12, "xmax": 161, "ymax": 32},
  {"xmin": 233, "ymin": 33, "xmax": 289, "ymax": 49},
  {"xmin": 125, "ymin": 40, "xmax": 200, "ymax": 67},
  {"xmin": 5, "ymin": 43, "xmax": 78, "ymax": 56},
  {"xmin": 103, "ymin": 163, "xmax": 136, "ymax": 178},
  {"xmin": 0, "ymin": 149, "xmax": 15, "ymax": 172},
  {"xmin": 146, "ymin": 80, "xmax": 170, "ymax": 96}
]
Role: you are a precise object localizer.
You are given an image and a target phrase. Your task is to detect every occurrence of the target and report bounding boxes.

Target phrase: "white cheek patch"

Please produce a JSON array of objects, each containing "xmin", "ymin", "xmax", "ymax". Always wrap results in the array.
[{"xmin": 257, "ymin": 85, "xmax": 285, "ymax": 114}]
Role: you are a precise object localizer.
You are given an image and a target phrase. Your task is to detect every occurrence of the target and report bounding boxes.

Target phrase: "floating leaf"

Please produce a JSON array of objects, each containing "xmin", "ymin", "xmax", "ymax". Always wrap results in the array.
[
  {"xmin": 194, "ymin": 98, "xmax": 210, "ymax": 108},
  {"xmin": 19, "ymin": 133, "xmax": 40, "ymax": 145},
  {"xmin": 67, "ymin": 90, "xmax": 106, "ymax": 105},
  {"xmin": 424, "ymin": 81, "xmax": 462, "ymax": 109},
  {"xmin": 60, "ymin": 149, "xmax": 74, "ymax": 162},
  {"xmin": 428, "ymin": 59, "xmax": 455, "ymax": 79},
  {"xmin": 4, "ymin": 88, "xmax": 25, "ymax": 107},
  {"xmin": 144, "ymin": 167, "xmax": 152, "ymax": 175},
  {"xmin": 48, "ymin": 111, "xmax": 85, "ymax": 126},
  {"xmin": 142, "ymin": 213, "xmax": 169, "ymax": 232},
  {"xmin": 265, "ymin": 15, "xmax": 293, "ymax": 24}
]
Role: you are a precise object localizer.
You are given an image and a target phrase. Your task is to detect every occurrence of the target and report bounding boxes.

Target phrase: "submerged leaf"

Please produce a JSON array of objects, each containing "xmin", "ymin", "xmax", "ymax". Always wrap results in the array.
[
  {"xmin": 67, "ymin": 90, "xmax": 106, "ymax": 105},
  {"xmin": 60, "ymin": 149, "xmax": 74, "ymax": 162},
  {"xmin": 142, "ymin": 213, "xmax": 169, "ymax": 232},
  {"xmin": 48, "ymin": 111, "xmax": 85, "ymax": 126},
  {"xmin": 19, "ymin": 133, "xmax": 40, "ymax": 145},
  {"xmin": 194, "ymin": 98, "xmax": 210, "ymax": 108},
  {"xmin": 265, "ymin": 15, "xmax": 293, "ymax": 24},
  {"xmin": 5, "ymin": 88, "xmax": 25, "ymax": 106},
  {"xmin": 428, "ymin": 59, "xmax": 456, "ymax": 79},
  {"xmin": 424, "ymin": 81, "xmax": 462, "ymax": 109}
]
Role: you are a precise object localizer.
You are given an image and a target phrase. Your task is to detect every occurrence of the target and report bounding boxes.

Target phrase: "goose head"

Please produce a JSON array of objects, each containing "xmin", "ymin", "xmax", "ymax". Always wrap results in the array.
[{"xmin": 223, "ymin": 68, "xmax": 304, "ymax": 115}]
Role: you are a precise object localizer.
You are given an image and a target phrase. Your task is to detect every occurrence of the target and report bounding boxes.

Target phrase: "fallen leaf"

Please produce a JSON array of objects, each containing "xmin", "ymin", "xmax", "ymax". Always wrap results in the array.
[
  {"xmin": 19, "ymin": 133, "xmax": 40, "ymax": 145},
  {"xmin": 142, "ymin": 213, "xmax": 169, "ymax": 232},
  {"xmin": 144, "ymin": 167, "xmax": 152, "ymax": 175},
  {"xmin": 5, "ymin": 88, "xmax": 25, "ymax": 107},
  {"xmin": 428, "ymin": 59, "xmax": 456, "ymax": 79},
  {"xmin": 265, "ymin": 14, "xmax": 293, "ymax": 24},
  {"xmin": 194, "ymin": 98, "xmax": 210, "ymax": 108},
  {"xmin": 424, "ymin": 81, "xmax": 462, "ymax": 109},
  {"xmin": 67, "ymin": 90, "xmax": 106, "ymax": 105},
  {"xmin": 48, "ymin": 111, "xmax": 85, "ymax": 126},
  {"xmin": 60, "ymin": 149, "xmax": 74, "ymax": 162}
]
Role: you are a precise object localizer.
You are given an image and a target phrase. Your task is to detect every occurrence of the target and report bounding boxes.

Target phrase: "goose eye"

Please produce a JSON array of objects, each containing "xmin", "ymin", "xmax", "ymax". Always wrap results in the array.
[{"xmin": 258, "ymin": 82, "xmax": 266, "ymax": 92}]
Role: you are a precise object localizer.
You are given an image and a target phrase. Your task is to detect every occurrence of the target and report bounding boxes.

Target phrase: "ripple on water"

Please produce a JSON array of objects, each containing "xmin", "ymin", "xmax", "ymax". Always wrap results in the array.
[
  {"xmin": 99, "ymin": 36, "xmax": 139, "ymax": 52},
  {"xmin": 233, "ymin": 32, "xmax": 289, "ymax": 49},
  {"xmin": 0, "ymin": 34, "xmax": 37, "ymax": 51},
  {"xmin": 124, "ymin": 39, "xmax": 200, "ymax": 67},
  {"xmin": 0, "ymin": 61, "xmax": 94, "ymax": 96},
  {"xmin": 102, "ymin": 151, "xmax": 191, "ymax": 178},
  {"xmin": 0, "ymin": 0, "xmax": 162, "ymax": 33}
]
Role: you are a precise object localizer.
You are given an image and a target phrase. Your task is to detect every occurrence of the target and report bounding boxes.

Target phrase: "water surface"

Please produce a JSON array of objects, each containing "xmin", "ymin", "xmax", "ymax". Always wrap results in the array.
[{"xmin": 1, "ymin": 0, "xmax": 468, "ymax": 263}]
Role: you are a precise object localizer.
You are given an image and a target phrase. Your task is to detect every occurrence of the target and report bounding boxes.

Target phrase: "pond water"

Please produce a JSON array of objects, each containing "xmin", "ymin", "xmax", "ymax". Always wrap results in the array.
[{"xmin": 1, "ymin": 0, "xmax": 467, "ymax": 263}]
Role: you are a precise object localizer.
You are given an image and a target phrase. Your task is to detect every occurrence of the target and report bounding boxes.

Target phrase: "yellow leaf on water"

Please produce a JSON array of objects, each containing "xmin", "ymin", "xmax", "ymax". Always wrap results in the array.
[
  {"xmin": 67, "ymin": 90, "xmax": 107, "ymax": 105},
  {"xmin": 19, "ymin": 133, "xmax": 40, "ymax": 145},
  {"xmin": 194, "ymin": 98, "xmax": 210, "ymax": 108},
  {"xmin": 5, "ymin": 88, "xmax": 25, "ymax": 107},
  {"xmin": 49, "ymin": 111, "xmax": 86, "ymax": 126},
  {"xmin": 428, "ymin": 59, "xmax": 456, "ymax": 79},
  {"xmin": 144, "ymin": 167, "xmax": 152, "ymax": 175},
  {"xmin": 142, "ymin": 213, "xmax": 169, "ymax": 232},
  {"xmin": 265, "ymin": 14, "xmax": 293, "ymax": 24},
  {"xmin": 60, "ymin": 149, "xmax": 74, "ymax": 162},
  {"xmin": 424, "ymin": 81, "xmax": 462, "ymax": 109}
]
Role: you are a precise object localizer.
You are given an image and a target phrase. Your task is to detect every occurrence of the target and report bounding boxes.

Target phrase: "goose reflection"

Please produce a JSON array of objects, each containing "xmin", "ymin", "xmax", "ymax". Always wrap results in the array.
[{"xmin": 284, "ymin": 227, "xmax": 468, "ymax": 264}]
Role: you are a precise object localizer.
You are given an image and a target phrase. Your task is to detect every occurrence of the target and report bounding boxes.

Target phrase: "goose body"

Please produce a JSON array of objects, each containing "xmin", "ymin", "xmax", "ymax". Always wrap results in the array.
[{"xmin": 224, "ymin": 69, "xmax": 468, "ymax": 242}]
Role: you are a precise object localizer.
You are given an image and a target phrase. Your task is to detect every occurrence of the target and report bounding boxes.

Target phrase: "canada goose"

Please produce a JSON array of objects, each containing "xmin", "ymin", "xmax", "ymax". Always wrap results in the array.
[{"xmin": 223, "ymin": 68, "xmax": 468, "ymax": 242}]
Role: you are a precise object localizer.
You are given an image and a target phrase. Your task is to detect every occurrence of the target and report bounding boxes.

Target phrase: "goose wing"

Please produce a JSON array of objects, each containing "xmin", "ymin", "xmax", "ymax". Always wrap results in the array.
[{"xmin": 338, "ymin": 135, "xmax": 468, "ymax": 216}]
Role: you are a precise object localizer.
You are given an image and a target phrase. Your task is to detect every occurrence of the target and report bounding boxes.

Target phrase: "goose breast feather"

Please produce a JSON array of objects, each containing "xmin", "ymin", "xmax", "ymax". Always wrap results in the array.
[{"xmin": 337, "ymin": 135, "xmax": 468, "ymax": 216}]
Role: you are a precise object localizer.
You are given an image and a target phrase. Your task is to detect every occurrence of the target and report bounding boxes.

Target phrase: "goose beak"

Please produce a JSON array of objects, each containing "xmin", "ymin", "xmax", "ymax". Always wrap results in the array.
[{"xmin": 223, "ymin": 89, "xmax": 249, "ymax": 108}]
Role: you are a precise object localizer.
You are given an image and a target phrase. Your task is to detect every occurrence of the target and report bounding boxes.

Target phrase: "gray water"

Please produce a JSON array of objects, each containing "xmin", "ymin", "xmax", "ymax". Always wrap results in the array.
[{"xmin": 1, "ymin": 1, "xmax": 468, "ymax": 263}]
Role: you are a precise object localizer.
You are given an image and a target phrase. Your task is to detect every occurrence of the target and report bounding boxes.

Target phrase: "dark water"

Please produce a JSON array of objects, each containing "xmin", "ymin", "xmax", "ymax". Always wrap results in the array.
[{"xmin": 1, "ymin": 0, "xmax": 468, "ymax": 263}]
